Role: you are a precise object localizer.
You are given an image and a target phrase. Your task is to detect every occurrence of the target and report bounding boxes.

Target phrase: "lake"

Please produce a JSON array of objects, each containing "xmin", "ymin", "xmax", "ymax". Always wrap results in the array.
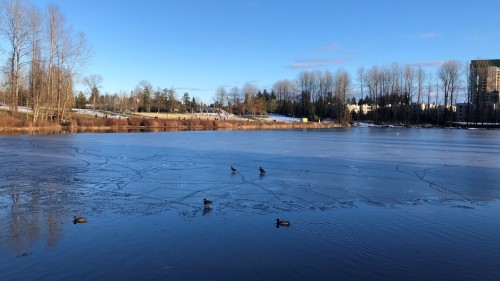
[{"xmin": 1, "ymin": 128, "xmax": 499, "ymax": 281}]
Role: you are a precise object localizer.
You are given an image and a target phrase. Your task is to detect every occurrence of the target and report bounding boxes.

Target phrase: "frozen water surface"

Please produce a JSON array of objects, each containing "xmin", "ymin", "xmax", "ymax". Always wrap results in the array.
[{"xmin": 1, "ymin": 128, "xmax": 500, "ymax": 280}]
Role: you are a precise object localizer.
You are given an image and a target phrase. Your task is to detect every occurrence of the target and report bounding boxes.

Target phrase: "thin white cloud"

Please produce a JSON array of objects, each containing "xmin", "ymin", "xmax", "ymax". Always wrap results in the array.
[
  {"xmin": 415, "ymin": 32, "xmax": 442, "ymax": 40},
  {"xmin": 315, "ymin": 43, "xmax": 353, "ymax": 55},
  {"xmin": 315, "ymin": 43, "xmax": 339, "ymax": 53},
  {"xmin": 406, "ymin": 61, "xmax": 445, "ymax": 67},
  {"xmin": 286, "ymin": 57, "xmax": 348, "ymax": 69},
  {"xmin": 175, "ymin": 87, "xmax": 203, "ymax": 91}
]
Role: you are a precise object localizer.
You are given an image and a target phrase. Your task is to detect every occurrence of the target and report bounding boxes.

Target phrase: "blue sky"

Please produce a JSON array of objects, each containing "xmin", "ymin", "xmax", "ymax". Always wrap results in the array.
[{"xmin": 33, "ymin": 0, "xmax": 500, "ymax": 103}]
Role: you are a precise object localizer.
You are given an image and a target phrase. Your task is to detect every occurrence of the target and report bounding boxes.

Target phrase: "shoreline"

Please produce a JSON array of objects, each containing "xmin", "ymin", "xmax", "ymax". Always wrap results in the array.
[
  {"xmin": 0, "ymin": 120, "xmax": 343, "ymax": 136},
  {"xmin": 0, "ymin": 108, "xmax": 345, "ymax": 136}
]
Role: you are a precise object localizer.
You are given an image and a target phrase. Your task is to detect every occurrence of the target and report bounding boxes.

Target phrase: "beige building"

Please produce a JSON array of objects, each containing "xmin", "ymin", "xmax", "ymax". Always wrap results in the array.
[
  {"xmin": 470, "ymin": 59, "xmax": 500, "ymax": 104},
  {"xmin": 347, "ymin": 104, "xmax": 373, "ymax": 114},
  {"xmin": 469, "ymin": 59, "xmax": 500, "ymax": 122}
]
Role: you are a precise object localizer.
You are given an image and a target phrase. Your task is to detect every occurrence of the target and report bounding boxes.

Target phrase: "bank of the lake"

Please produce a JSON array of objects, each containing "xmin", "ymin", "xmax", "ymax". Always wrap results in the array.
[{"xmin": 0, "ymin": 109, "xmax": 342, "ymax": 135}]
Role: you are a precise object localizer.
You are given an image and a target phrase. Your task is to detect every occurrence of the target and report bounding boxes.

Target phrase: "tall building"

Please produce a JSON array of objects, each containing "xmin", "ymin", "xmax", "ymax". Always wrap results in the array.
[
  {"xmin": 469, "ymin": 59, "xmax": 500, "ymax": 122},
  {"xmin": 470, "ymin": 59, "xmax": 500, "ymax": 103}
]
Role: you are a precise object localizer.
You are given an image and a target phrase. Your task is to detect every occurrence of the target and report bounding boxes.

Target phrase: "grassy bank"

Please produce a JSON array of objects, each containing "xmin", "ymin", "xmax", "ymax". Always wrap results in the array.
[{"xmin": 0, "ymin": 110, "xmax": 341, "ymax": 135}]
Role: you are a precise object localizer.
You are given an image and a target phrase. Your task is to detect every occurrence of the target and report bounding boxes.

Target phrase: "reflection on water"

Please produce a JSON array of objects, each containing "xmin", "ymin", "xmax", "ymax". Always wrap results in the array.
[{"xmin": 1, "ymin": 128, "xmax": 500, "ymax": 280}]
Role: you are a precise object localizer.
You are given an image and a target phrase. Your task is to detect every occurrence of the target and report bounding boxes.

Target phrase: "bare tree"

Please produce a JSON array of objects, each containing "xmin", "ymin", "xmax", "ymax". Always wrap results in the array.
[
  {"xmin": 334, "ymin": 69, "xmax": 351, "ymax": 124},
  {"xmin": 45, "ymin": 4, "xmax": 62, "ymax": 119},
  {"xmin": 416, "ymin": 67, "xmax": 425, "ymax": 124},
  {"xmin": 27, "ymin": 4, "xmax": 43, "ymax": 122},
  {"xmin": 242, "ymin": 82, "xmax": 258, "ymax": 115},
  {"xmin": 1, "ymin": 0, "xmax": 31, "ymax": 112},
  {"xmin": 426, "ymin": 72, "xmax": 434, "ymax": 121},
  {"xmin": 213, "ymin": 86, "xmax": 228, "ymax": 108},
  {"xmin": 403, "ymin": 65, "xmax": 415, "ymax": 125},
  {"xmin": 356, "ymin": 66, "xmax": 365, "ymax": 103},
  {"xmin": 273, "ymin": 79, "xmax": 296, "ymax": 116},
  {"xmin": 463, "ymin": 62, "xmax": 471, "ymax": 125},
  {"xmin": 367, "ymin": 66, "xmax": 380, "ymax": 121},
  {"xmin": 229, "ymin": 86, "xmax": 240, "ymax": 114},
  {"xmin": 438, "ymin": 60, "xmax": 460, "ymax": 126},
  {"xmin": 296, "ymin": 71, "xmax": 313, "ymax": 95},
  {"xmin": 83, "ymin": 74, "xmax": 103, "ymax": 111},
  {"xmin": 59, "ymin": 31, "xmax": 90, "ymax": 121},
  {"xmin": 389, "ymin": 63, "xmax": 402, "ymax": 122},
  {"xmin": 46, "ymin": 5, "xmax": 90, "ymax": 121}
]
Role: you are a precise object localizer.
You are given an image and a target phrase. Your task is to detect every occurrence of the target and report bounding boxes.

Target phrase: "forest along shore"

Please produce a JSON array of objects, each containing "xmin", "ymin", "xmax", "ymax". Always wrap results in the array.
[{"xmin": 0, "ymin": 109, "xmax": 342, "ymax": 135}]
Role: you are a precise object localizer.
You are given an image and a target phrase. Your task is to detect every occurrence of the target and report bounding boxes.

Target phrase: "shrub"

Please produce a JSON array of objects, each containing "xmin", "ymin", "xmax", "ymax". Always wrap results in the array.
[
  {"xmin": 105, "ymin": 118, "xmax": 128, "ymax": 127},
  {"xmin": 127, "ymin": 118, "xmax": 142, "ymax": 126},
  {"xmin": 0, "ymin": 115, "xmax": 22, "ymax": 127},
  {"xmin": 141, "ymin": 119, "xmax": 158, "ymax": 127}
]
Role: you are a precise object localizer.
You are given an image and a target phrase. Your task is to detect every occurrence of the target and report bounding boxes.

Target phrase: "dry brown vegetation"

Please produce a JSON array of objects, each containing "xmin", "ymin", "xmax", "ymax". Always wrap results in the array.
[
  {"xmin": 0, "ymin": 109, "xmax": 341, "ymax": 135},
  {"xmin": 0, "ymin": 111, "xmax": 27, "ymax": 128},
  {"xmin": 0, "ymin": 110, "xmax": 62, "ymax": 134}
]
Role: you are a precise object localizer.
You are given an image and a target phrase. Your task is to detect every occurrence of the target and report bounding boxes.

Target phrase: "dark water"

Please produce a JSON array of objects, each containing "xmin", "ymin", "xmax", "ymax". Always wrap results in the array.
[{"xmin": 1, "ymin": 128, "xmax": 499, "ymax": 281}]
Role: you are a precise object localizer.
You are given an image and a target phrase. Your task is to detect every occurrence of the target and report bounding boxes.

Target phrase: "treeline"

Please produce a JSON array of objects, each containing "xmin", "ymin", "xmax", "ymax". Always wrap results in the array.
[
  {"xmin": 79, "ymin": 61, "xmax": 467, "ymax": 127},
  {"xmin": 0, "ymin": 0, "xmax": 89, "ymax": 123},
  {"xmin": 211, "ymin": 70, "xmax": 352, "ymax": 124},
  {"xmin": 212, "ymin": 61, "xmax": 465, "ymax": 126},
  {"xmin": 76, "ymin": 78, "xmax": 205, "ymax": 114}
]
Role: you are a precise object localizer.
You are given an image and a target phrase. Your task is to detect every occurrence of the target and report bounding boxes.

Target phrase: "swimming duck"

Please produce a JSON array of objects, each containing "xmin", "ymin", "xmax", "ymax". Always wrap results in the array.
[
  {"xmin": 276, "ymin": 218, "xmax": 290, "ymax": 227},
  {"xmin": 73, "ymin": 216, "xmax": 88, "ymax": 224},
  {"xmin": 231, "ymin": 165, "xmax": 237, "ymax": 173},
  {"xmin": 259, "ymin": 166, "xmax": 266, "ymax": 175},
  {"xmin": 203, "ymin": 198, "xmax": 213, "ymax": 207}
]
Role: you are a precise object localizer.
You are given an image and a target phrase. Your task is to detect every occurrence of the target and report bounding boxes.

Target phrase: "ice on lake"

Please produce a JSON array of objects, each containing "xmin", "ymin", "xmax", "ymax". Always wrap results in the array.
[{"xmin": 1, "ymin": 128, "xmax": 500, "ymax": 281}]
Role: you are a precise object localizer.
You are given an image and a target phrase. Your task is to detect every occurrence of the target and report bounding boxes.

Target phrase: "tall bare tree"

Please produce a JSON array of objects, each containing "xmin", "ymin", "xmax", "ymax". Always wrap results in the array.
[
  {"xmin": 213, "ymin": 86, "xmax": 228, "ymax": 108},
  {"xmin": 27, "ymin": 4, "xmax": 43, "ymax": 122},
  {"xmin": 45, "ymin": 4, "xmax": 63, "ymax": 119},
  {"xmin": 403, "ymin": 65, "xmax": 416, "ymax": 125},
  {"xmin": 426, "ymin": 72, "xmax": 434, "ymax": 121},
  {"xmin": 273, "ymin": 79, "xmax": 296, "ymax": 116},
  {"xmin": 462, "ymin": 61, "xmax": 471, "ymax": 125},
  {"xmin": 438, "ymin": 60, "xmax": 460, "ymax": 126},
  {"xmin": 83, "ymin": 74, "xmax": 103, "ymax": 111},
  {"xmin": 242, "ymin": 82, "xmax": 258, "ymax": 115},
  {"xmin": 228, "ymin": 86, "xmax": 240, "ymax": 114},
  {"xmin": 1, "ymin": 0, "xmax": 31, "ymax": 112},
  {"xmin": 356, "ymin": 66, "xmax": 365, "ymax": 103},
  {"xmin": 367, "ymin": 66, "xmax": 380, "ymax": 121},
  {"xmin": 415, "ymin": 67, "xmax": 425, "ymax": 124},
  {"xmin": 334, "ymin": 69, "xmax": 351, "ymax": 124}
]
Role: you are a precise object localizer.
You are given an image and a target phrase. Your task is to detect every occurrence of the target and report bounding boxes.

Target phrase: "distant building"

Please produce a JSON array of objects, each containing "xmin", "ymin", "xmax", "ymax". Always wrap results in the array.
[
  {"xmin": 470, "ymin": 59, "xmax": 500, "ymax": 97},
  {"xmin": 456, "ymin": 103, "xmax": 475, "ymax": 121},
  {"xmin": 470, "ymin": 59, "xmax": 500, "ymax": 122},
  {"xmin": 347, "ymin": 104, "xmax": 373, "ymax": 114}
]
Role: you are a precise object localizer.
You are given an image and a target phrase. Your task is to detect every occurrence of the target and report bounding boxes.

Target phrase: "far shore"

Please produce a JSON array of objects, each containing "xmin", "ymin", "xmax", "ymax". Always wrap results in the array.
[{"xmin": 0, "ymin": 110, "xmax": 344, "ymax": 136}]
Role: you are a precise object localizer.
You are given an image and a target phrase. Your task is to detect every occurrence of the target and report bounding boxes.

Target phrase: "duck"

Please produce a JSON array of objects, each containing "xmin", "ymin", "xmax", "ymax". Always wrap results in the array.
[
  {"xmin": 259, "ymin": 166, "xmax": 266, "ymax": 175},
  {"xmin": 276, "ymin": 218, "xmax": 290, "ymax": 227},
  {"xmin": 231, "ymin": 165, "xmax": 237, "ymax": 173},
  {"xmin": 73, "ymin": 216, "xmax": 88, "ymax": 224},
  {"xmin": 203, "ymin": 198, "xmax": 213, "ymax": 207}
]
